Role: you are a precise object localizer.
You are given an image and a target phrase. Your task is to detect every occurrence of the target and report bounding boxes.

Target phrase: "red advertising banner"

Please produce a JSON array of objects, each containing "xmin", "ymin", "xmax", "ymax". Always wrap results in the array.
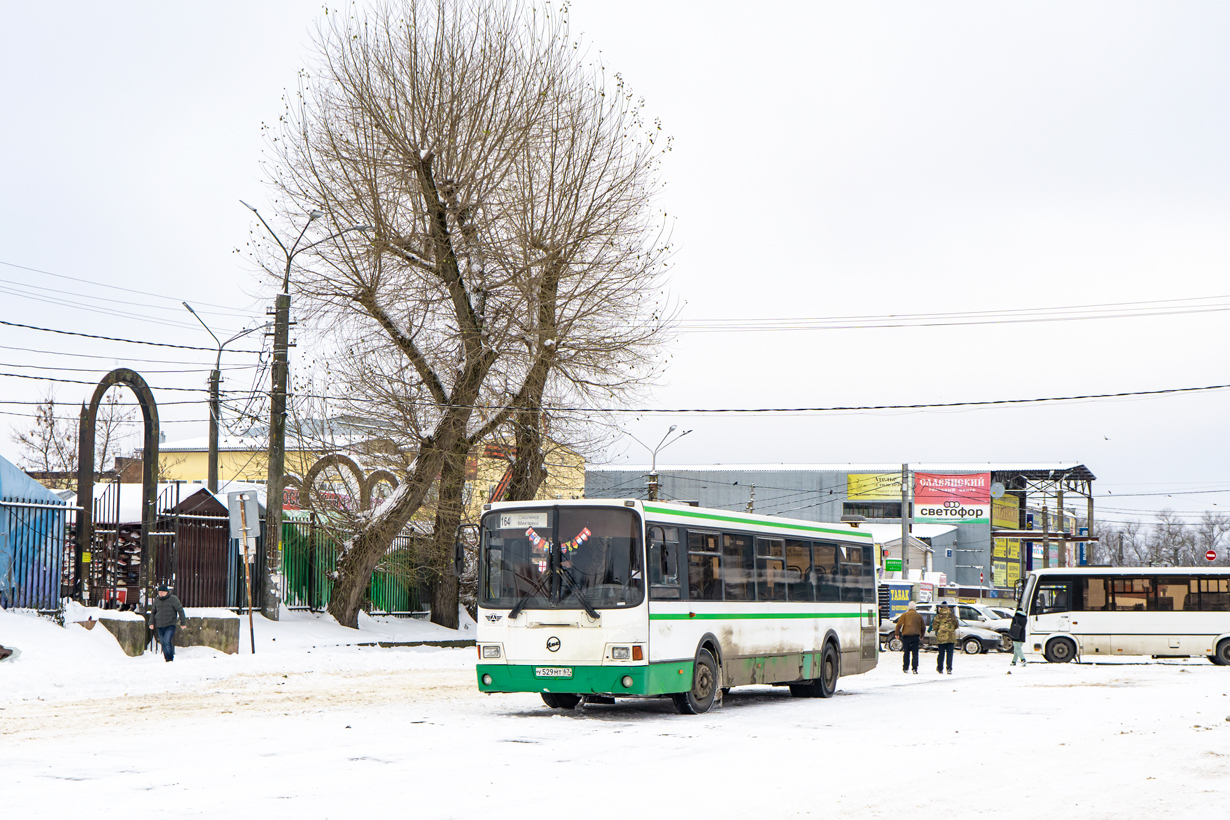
[{"xmin": 913, "ymin": 472, "xmax": 991, "ymax": 523}]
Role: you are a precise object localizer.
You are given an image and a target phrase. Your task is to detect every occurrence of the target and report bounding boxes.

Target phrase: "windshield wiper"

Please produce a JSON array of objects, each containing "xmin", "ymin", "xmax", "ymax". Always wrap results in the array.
[
  {"xmin": 508, "ymin": 571, "xmax": 552, "ymax": 620},
  {"xmin": 557, "ymin": 568, "xmax": 600, "ymax": 620}
]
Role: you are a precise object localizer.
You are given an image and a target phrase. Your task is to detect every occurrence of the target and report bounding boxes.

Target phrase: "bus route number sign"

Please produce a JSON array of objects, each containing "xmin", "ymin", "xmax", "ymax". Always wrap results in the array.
[{"xmin": 1207, "ymin": 550, "xmax": 1218, "ymax": 562}]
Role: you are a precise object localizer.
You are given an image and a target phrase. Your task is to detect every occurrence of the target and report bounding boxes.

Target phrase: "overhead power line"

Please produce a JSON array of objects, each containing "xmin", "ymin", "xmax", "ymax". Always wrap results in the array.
[
  {"xmin": 0, "ymin": 259, "xmax": 252, "ymax": 314},
  {"xmin": 0, "ymin": 319, "xmax": 262, "ymax": 354},
  {"xmin": 678, "ymin": 293, "xmax": 1230, "ymax": 333},
  {"xmin": 291, "ymin": 381, "xmax": 1230, "ymax": 415}
]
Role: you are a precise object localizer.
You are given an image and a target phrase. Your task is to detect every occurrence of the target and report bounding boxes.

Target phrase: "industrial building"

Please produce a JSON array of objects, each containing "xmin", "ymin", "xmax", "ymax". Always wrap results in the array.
[{"xmin": 586, "ymin": 463, "xmax": 1096, "ymax": 602}]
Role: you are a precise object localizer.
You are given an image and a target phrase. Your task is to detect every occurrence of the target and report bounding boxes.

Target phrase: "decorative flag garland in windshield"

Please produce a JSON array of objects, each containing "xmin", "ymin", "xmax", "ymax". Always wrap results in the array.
[{"xmin": 525, "ymin": 526, "xmax": 592, "ymax": 572}]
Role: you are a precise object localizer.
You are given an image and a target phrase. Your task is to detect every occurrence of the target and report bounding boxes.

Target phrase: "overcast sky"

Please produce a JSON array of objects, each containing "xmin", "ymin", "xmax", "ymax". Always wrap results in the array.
[{"xmin": 2, "ymin": 1, "xmax": 1228, "ymax": 525}]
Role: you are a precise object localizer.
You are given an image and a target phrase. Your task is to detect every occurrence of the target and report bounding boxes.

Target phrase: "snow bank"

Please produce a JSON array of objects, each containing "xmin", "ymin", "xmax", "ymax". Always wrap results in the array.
[{"xmin": 0, "ymin": 605, "xmax": 476, "ymax": 706}]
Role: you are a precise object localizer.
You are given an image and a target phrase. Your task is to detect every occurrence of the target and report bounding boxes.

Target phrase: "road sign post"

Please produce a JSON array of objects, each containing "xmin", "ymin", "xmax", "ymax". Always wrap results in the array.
[{"xmin": 228, "ymin": 491, "xmax": 261, "ymax": 654}]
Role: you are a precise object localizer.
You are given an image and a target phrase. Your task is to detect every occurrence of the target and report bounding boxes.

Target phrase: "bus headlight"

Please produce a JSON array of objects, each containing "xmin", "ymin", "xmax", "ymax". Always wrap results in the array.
[
  {"xmin": 481, "ymin": 645, "xmax": 501, "ymax": 659},
  {"xmin": 482, "ymin": 674, "xmax": 493, "ymax": 685},
  {"xmin": 622, "ymin": 675, "xmax": 634, "ymax": 688},
  {"xmin": 612, "ymin": 646, "xmax": 631, "ymax": 660}
]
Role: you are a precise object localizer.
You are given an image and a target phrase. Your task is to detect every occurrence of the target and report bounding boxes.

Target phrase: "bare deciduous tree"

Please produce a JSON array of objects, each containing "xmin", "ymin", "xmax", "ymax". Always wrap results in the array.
[
  {"xmin": 10, "ymin": 391, "xmax": 136, "ymax": 488},
  {"xmin": 1148, "ymin": 509, "xmax": 1195, "ymax": 566},
  {"xmin": 260, "ymin": 0, "xmax": 672, "ymax": 628}
]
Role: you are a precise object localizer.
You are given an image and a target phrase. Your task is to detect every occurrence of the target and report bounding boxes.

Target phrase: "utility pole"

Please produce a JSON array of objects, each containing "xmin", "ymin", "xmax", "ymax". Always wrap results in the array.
[
  {"xmin": 900, "ymin": 463, "xmax": 910, "ymax": 581},
  {"xmin": 264, "ymin": 290, "xmax": 292, "ymax": 620},
  {"xmin": 1042, "ymin": 505, "xmax": 1051, "ymax": 570},
  {"xmin": 746, "ymin": 484, "xmax": 755, "ymax": 513},
  {"xmin": 241, "ymin": 201, "xmax": 371, "ymax": 621},
  {"xmin": 1056, "ymin": 482, "xmax": 1066, "ymax": 568},
  {"xmin": 183, "ymin": 303, "xmax": 263, "ymax": 495}
]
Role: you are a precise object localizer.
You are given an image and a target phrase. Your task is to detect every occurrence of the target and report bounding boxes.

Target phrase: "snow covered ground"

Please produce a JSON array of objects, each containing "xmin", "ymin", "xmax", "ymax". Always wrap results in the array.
[{"xmin": 3, "ymin": 608, "xmax": 1228, "ymax": 819}]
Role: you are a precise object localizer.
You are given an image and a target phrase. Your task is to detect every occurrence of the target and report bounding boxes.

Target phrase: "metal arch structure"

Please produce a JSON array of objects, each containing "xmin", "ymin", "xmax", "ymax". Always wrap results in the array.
[
  {"xmin": 302, "ymin": 454, "xmax": 367, "ymax": 511},
  {"xmin": 301, "ymin": 456, "xmax": 400, "ymax": 511},
  {"xmin": 74, "ymin": 368, "xmax": 160, "ymax": 607},
  {"xmin": 362, "ymin": 469, "xmax": 399, "ymax": 509}
]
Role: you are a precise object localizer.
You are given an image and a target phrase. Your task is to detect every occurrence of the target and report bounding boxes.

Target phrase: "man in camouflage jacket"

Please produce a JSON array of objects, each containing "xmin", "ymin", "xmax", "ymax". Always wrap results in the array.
[{"xmin": 933, "ymin": 601, "xmax": 959, "ymax": 674}]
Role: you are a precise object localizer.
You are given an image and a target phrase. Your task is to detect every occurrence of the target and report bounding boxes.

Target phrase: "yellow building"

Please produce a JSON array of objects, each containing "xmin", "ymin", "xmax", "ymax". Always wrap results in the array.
[
  {"xmin": 158, "ymin": 436, "xmax": 318, "ymax": 485},
  {"xmin": 159, "ymin": 435, "xmax": 587, "ymax": 515},
  {"xmin": 463, "ymin": 443, "xmax": 587, "ymax": 521}
]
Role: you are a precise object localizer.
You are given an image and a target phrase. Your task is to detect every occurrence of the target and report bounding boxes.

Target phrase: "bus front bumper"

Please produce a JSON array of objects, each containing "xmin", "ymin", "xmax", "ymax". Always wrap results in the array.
[{"xmin": 477, "ymin": 661, "xmax": 694, "ymax": 697}]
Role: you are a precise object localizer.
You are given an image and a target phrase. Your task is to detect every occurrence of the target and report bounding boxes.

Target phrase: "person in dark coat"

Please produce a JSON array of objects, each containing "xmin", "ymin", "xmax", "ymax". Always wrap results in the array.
[
  {"xmin": 1009, "ymin": 610, "xmax": 1028, "ymax": 666},
  {"xmin": 895, "ymin": 601, "xmax": 925, "ymax": 674},
  {"xmin": 149, "ymin": 584, "xmax": 187, "ymax": 662}
]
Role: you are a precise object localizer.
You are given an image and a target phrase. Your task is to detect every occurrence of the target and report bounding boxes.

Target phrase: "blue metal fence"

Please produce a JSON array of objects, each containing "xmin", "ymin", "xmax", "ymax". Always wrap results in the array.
[{"xmin": 1, "ymin": 497, "xmax": 71, "ymax": 612}]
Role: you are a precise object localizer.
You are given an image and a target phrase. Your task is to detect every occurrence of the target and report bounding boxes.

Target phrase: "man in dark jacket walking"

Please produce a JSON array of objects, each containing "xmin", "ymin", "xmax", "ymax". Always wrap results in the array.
[
  {"xmin": 895, "ymin": 601, "xmax": 925, "ymax": 674},
  {"xmin": 149, "ymin": 584, "xmax": 187, "ymax": 662}
]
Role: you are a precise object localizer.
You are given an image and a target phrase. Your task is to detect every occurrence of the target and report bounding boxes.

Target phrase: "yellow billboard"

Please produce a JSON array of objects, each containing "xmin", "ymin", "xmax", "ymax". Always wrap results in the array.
[
  {"xmin": 992, "ymin": 494, "xmax": 1020, "ymax": 529},
  {"xmin": 847, "ymin": 473, "xmax": 902, "ymax": 501}
]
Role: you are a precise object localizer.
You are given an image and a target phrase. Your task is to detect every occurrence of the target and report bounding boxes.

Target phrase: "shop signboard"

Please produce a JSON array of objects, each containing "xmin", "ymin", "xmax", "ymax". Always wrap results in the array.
[
  {"xmin": 913, "ymin": 472, "xmax": 991, "ymax": 524},
  {"xmin": 847, "ymin": 473, "xmax": 902, "ymax": 501},
  {"xmin": 992, "ymin": 494, "xmax": 1020, "ymax": 529}
]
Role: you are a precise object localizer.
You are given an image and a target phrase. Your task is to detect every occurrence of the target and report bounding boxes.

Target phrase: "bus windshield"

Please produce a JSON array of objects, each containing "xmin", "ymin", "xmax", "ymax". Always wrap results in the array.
[{"xmin": 480, "ymin": 506, "xmax": 644, "ymax": 610}]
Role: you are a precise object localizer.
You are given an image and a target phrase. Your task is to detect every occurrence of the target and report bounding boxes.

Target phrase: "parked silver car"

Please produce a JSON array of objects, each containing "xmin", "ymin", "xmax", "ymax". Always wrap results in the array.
[{"xmin": 879, "ymin": 611, "xmax": 1006, "ymax": 655}]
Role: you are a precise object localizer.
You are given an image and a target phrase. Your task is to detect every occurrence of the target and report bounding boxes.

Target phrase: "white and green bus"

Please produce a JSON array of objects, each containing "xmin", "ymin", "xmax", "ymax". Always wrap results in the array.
[{"xmin": 475, "ymin": 499, "xmax": 880, "ymax": 714}]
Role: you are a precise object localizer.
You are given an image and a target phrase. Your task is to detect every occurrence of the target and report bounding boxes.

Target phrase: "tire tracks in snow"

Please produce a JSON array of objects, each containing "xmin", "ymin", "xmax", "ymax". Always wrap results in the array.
[{"xmin": 1, "ymin": 667, "xmax": 476, "ymax": 741}]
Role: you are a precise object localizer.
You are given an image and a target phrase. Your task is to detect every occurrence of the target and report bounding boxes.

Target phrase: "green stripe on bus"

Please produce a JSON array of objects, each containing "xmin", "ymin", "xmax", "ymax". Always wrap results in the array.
[
  {"xmin": 649, "ymin": 611, "xmax": 871, "ymax": 621},
  {"xmin": 642, "ymin": 504, "xmax": 873, "ymax": 539}
]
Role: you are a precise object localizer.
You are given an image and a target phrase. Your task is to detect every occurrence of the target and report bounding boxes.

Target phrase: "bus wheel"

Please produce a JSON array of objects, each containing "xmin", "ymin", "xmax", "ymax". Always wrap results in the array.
[
  {"xmin": 789, "ymin": 643, "xmax": 839, "ymax": 698},
  {"xmin": 673, "ymin": 649, "xmax": 718, "ymax": 715},
  {"xmin": 541, "ymin": 693, "xmax": 581, "ymax": 709},
  {"xmin": 1044, "ymin": 637, "xmax": 1077, "ymax": 663},
  {"xmin": 1212, "ymin": 639, "xmax": 1230, "ymax": 666},
  {"xmin": 816, "ymin": 643, "xmax": 839, "ymax": 698}
]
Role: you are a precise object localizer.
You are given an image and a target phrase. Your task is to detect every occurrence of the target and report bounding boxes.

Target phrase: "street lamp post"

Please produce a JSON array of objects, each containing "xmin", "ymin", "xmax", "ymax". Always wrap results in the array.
[
  {"xmin": 627, "ymin": 425, "xmax": 693, "ymax": 501},
  {"xmin": 240, "ymin": 201, "xmax": 371, "ymax": 619},
  {"xmin": 183, "ymin": 303, "xmax": 265, "ymax": 494}
]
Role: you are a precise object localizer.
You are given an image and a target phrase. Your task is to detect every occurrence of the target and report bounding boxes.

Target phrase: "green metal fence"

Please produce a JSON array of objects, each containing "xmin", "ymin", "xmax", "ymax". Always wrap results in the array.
[{"xmin": 282, "ymin": 511, "xmax": 429, "ymax": 616}]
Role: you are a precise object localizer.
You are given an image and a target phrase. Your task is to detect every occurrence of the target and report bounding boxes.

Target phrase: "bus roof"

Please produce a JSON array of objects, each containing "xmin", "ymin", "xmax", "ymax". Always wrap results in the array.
[
  {"xmin": 1028, "ymin": 566, "xmax": 1230, "ymax": 576},
  {"xmin": 483, "ymin": 498, "xmax": 873, "ymax": 541}
]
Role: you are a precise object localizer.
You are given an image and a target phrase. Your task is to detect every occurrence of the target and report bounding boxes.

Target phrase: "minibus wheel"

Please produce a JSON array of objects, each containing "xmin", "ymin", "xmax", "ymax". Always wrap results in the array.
[
  {"xmin": 1044, "ymin": 637, "xmax": 1077, "ymax": 663},
  {"xmin": 1212, "ymin": 639, "xmax": 1230, "ymax": 666}
]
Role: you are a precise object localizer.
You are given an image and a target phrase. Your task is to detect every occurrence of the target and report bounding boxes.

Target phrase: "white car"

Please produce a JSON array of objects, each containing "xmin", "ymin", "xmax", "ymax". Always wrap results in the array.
[{"xmin": 904, "ymin": 601, "xmax": 1010, "ymax": 633}]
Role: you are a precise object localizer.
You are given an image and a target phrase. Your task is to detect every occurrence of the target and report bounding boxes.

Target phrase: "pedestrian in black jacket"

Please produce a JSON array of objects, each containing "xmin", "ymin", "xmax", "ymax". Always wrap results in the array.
[{"xmin": 149, "ymin": 584, "xmax": 187, "ymax": 662}]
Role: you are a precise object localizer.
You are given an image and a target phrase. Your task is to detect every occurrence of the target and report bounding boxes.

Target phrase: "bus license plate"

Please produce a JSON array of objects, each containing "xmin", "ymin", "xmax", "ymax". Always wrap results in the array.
[{"xmin": 535, "ymin": 667, "xmax": 572, "ymax": 678}]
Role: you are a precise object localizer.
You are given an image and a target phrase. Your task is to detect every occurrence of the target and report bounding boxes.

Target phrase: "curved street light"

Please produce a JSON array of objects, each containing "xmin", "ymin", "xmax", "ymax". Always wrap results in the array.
[
  {"xmin": 626, "ymin": 425, "xmax": 693, "ymax": 501},
  {"xmin": 240, "ymin": 201, "xmax": 373, "ymax": 619},
  {"xmin": 182, "ymin": 302, "xmax": 268, "ymax": 493}
]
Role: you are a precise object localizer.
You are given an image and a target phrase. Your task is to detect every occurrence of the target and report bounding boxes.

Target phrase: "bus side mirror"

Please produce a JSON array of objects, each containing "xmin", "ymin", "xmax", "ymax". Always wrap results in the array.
[{"xmin": 455, "ymin": 524, "xmax": 480, "ymax": 576}]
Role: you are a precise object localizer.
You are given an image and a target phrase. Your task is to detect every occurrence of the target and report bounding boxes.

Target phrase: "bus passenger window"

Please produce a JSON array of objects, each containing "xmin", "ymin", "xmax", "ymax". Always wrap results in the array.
[
  {"xmin": 1112, "ymin": 578, "xmax": 1153, "ymax": 611},
  {"xmin": 1199, "ymin": 578, "xmax": 1230, "ymax": 611},
  {"xmin": 1033, "ymin": 581, "xmax": 1071, "ymax": 614},
  {"xmin": 839, "ymin": 546, "xmax": 864, "ymax": 603},
  {"xmin": 1155, "ymin": 578, "xmax": 1191, "ymax": 611},
  {"xmin": 649, "ymin": 526, "xmax": 682, "ymax": 600},
  {"xmin": 1082, "ymin": 578, "xmax": 1110, "ymax": 611},
  {"xmin": 813, "ymin": 542, "xmax": 840, "ymax": 603},
  {"xmin": 755, "ymin": 538, "xmax": 787, "ymax": 602},
  {"xmin": 723, "ymin": 533, "xmax": 754, "ymax": 601},
  {"xmin": 687, "ymin": 531, "xmax": 722, "ymax": 602},
  {"xmin": 785, "ymin": 539, "xmax": 815, "ymax": 602}
]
